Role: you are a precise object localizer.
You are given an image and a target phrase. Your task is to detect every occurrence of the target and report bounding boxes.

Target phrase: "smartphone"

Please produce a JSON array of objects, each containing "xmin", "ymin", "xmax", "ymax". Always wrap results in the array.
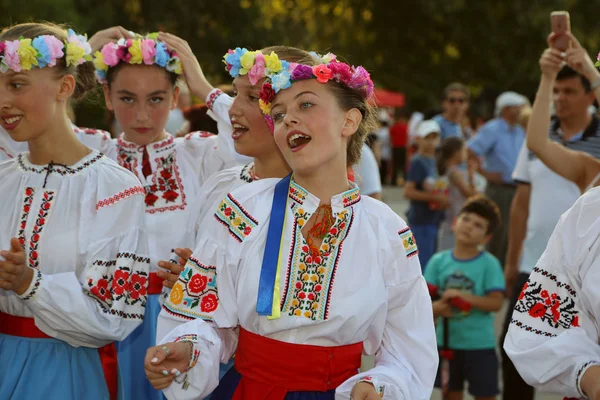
[{"xmin": 551, "ymin": 11, "xmax": 571, "ymax": 51}]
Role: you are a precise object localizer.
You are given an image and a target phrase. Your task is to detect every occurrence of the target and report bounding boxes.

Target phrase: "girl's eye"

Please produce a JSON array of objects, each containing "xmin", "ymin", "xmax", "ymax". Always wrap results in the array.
[
  {"xmin": 300, "ymin": 101, "xmax": 313, "ymax": 109},
  {"xmin": 120, "ymin": 97, "xmax": 134, "ymax": 104},
  {"xmin": 10, "ymin": 82, "xmax": 23, "ymax": 89},
  {"xmin": 272, "ymin": 112, "xmax": 286, "ymax": 122},
  {"xmin": 150, "ymin": 97, "xmax": 164, "ymax": 104},
  {"xmin": 249, "ymin": 95, "xmax": 259, "ymax": 102}
]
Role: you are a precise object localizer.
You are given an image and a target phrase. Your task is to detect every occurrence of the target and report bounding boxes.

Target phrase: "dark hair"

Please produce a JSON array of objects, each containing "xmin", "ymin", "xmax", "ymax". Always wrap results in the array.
[
  {"xmin": 437, "ymin": 137, "xmax": 464, "ymax": 175},
  {"xmin": 259, "ymin": 45, "xmax": 311, "ymax": 63},
  {"xmin": 556, "ymin": 65, "xmax": 591, "ymax": 92},
  {"xmin": 442, "ymin": 82, "xmax": 470, "ymax": 101},
  {"xmin": 0, "ymin": 22, "xmax": 96, "ymax": 101},
  {"xmin": 458, "ymin": 195, "xmax": 501, "ymax": 234}
]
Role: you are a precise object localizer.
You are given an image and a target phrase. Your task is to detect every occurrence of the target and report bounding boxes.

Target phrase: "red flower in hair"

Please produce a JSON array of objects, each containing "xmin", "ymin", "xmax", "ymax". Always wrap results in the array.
[
  {"xmin": 312, "ymin": 64, "xmax": 333, "ymax": 83},
  {"xmin": 259, "ymin": 82, "xmax": 275, "ymax": 103},
  {"xmin": 328, "ymin": 61, "xmax": 353, "ymax": 84}
]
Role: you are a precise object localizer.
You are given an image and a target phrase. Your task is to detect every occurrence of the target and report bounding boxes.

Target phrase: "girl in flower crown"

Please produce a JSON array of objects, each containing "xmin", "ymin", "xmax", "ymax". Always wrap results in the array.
[
  {"xmin": 0, "ymin": 22, "xmax": 150, "ymax": 400},
  {"xmin": 146, "ymin": 50, "xmax": 437, "ymax": 399}
]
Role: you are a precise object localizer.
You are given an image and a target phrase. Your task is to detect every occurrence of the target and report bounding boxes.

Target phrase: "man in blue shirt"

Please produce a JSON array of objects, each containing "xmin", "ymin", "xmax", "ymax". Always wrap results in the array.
[
  {"xmin": 468, "ymin": 91, "xmax": 527, "ymax": 266},
  {"xmin": 433, "ymin": 82, "xmax": 470, "ymax": 140}
]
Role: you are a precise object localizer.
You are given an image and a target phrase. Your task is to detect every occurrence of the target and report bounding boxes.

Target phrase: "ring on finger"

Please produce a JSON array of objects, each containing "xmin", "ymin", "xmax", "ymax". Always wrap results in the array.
[{"xmin": 161, "ymin": 345, "xmax": 171, "ymax": 356}]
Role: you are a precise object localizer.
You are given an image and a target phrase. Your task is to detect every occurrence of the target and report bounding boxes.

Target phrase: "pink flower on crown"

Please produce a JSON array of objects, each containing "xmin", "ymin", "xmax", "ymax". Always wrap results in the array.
[
  {"xmin": 348, "ymin": 66, "xmax": 374, "ymax": 98},
  {"xmin": 312, "ymin": 64, "xmax": 333, "ymax": 83},
  {"xmin": 141, "ymin": 39, "xmax": 156, "ymax": 65},
  {"xmin": 291, "ymin": 64, "xmax": 313, "ymax": 81},
  {"xmin": 116, "ymin": 45, "xmax": 131, "ymax": 63},
  {"xmin": 43, "ymin": 36, "xmax": 64, "ymax": 67},
  {"xmin": 248, "ymin": 52, "xmax": 266, "ymax": 86},
  {"xmin": 0, "ymin": 42, "xmax": 5, "ymax": 54},
  {"xmin": 101, "ymin": 43, "xmax": 119, "ymax": 67},
  {"xmin": 4, "ymin": 40, "xmax": 21, "ymax": 72},
  {"xmin": 328, "ymin": 61, "xmax": 353, "ymax": 84}
]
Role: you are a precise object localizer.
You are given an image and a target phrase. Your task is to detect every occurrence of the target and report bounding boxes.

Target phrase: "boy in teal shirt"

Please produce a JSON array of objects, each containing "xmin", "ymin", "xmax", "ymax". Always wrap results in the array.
[{"xmin": 424, "ymin": 195, "xmax": 505, "ymax": 400}]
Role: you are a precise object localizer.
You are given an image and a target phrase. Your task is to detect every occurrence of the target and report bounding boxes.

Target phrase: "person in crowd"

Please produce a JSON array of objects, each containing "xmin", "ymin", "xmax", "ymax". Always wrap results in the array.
[{"xmin": 433, "ymin": 83, "xmax": 470, "ymax": 140}]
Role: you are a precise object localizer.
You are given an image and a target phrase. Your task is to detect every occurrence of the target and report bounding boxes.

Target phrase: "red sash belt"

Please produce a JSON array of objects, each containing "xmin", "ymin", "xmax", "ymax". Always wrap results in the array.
[
  {"xmin": 148, "ymin": 272, "xmax": 162, "ymax": 295},
  {"xmin": 233, "ymin": 328, "xmax": 362, "ymax": 399},
  {"xmin": 0, "ymin": 312, "xmax": 118, "ymax": 400}
]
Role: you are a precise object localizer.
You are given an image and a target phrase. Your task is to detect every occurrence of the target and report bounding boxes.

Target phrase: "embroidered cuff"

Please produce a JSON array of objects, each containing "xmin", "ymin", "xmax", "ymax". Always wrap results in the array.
[
  {"xmin": 174, "ymin": 334, "xmax": 201, "ymax": 370},
  {"xmin": 576, "ymin": 360, "xmax": 600, "ymax": 399},
  {"xmin": 206, "ymin": 89, "xmax": 224, "ymax": 112},
  {"xmin": 358, "ymin": 376, "xmax": 385, "ymax": 398},
  {"xmin": 18, "ymin": 268, "xmax": 43, "ymax": 301}
]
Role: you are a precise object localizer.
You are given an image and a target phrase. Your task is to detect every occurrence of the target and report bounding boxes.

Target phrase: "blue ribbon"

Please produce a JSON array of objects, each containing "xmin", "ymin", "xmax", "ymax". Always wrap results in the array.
[{"xmin": 256, "ymin": 174, "xmax": 292, "ymax": 316}]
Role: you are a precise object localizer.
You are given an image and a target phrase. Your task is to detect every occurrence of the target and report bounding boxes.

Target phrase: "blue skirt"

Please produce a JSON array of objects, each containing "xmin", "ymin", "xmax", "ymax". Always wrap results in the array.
[
  {"xmin": 210, "ymin": 366, "xmax": 336, "ymax": 400},
  {"xmin": 0, "ymin": 333, "xmax": 109, "ymax": 399},
  {"xmin": 116, "ymin": 293, "xmax": 164, "ymax": 400}
]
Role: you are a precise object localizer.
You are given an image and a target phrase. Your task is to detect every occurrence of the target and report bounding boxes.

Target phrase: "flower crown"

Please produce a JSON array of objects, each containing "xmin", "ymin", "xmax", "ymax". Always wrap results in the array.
[
  {"xmin": 0, "ymin": 29, "xmax": 92, "ymax": 73},
  {"xmin": 223, "ymin": 48, "xmax": 374, "ymax": 131},
  {"xmin": 94, "ymin": 33, "xmax": 183, "ymax": 84}
]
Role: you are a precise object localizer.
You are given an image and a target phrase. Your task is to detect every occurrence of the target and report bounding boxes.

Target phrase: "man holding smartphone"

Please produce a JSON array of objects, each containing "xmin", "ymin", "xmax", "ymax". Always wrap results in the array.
[{"xmin": 501, "ymin": 34, "xmax": 600, "ymax": 400}]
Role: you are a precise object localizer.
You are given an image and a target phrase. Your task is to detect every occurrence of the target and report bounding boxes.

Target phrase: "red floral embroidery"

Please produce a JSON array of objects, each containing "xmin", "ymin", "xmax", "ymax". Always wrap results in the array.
[
  {"xmin": 206, "ymin": 89, "xmax": 224, "ymax": 111},
  {"xmin": 162, "ymin": 189, "xmax": 179, "ymax": 203},
  {"xmin": 514, "ymin": 268, "xmax": 578, "ymax": 332},
  {"xmin": 91, "ymin": 278, "xmax": 111, "ymax": 302},
  {"xmin": 200, "ymin": 293, "xmax": 218, "ymax": 313},
  {"xmin": 28, "ymin": 190, "xmax": 55, "ymax": 269},
  {"xmin": 129, "ymin": 274, "xmax": 148, "ymax": 300},
  {"xmin": 188, "ymin": 274, "xmax": 208, "ymax": 294},
  {"xmin": 145, "ymin": 192, "xmax": 159, "ymax": 207},
  {"xmin": 113, "ymin": 270, "xmax": 130, "ymax": 295},
  {"xmin": 17, "ymin": 187, "xmax": 35, "ymax": 247}
]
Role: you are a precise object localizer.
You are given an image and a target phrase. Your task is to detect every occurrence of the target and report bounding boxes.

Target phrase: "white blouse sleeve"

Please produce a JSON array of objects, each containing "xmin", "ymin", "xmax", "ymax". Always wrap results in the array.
[
  {"xmin": 206, "ymin": 88, "xmax": 252, "ymax": 165},
  {"xmin": 336, "ymin": 219, "xmax": 438, "ymax": 399},
  {"xmin": 504, "ymin": 190, "xmax": 600, "ymax": 398},
  {"xmin": 18, "ymin": 170, "xmax": 150, "ymax": 348}
]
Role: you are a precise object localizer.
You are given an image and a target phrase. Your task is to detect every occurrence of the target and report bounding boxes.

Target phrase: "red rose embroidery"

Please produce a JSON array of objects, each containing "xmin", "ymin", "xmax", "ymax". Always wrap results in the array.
[
  {"xmin": 42, "ymin": 202, "xmax": 51, "ymax": 210},
  {"xmin": 298, "ymin": 292, "xmax": 306, "ymax": 299},
  {"xmin": 160, "ymin": 169, "xmax": 172, "ymax": 180},
  {"xmin": 200, "ymin": 294, "xmax": 218, "ymax": 313},
  {"xmin": 518, "ymin": 283, "xmax": 528, "ymax": 300},
  {"xmin": 129, "ymin": 274, "xmax": 148, "ymax": 300},
  {"xmin": 188, "ymin": 274, "xmax": 208, "ymax": 293},
  {"xmin": 571, "ymin": 316, "xmax": 580, "ymax": 327},
  {"xmin": 302, "ymin": 245, "xmax": 309, "ymax": 253},
  {"xmin": 295, "ymin": 282, "xmax": 302, "ymax": 289},
  {"xmin": 528, "ymin": 302, "xmax": 547, "ymax": 318},
  {"xmin": 31, "ymin": 251, "xmax": 38, "ymax": 260},
  {"xmin": 224, "ymin": 207, "xmax": 232, "ymax": 216},
  {"xmin": 145, "ymin": 192, "xmax": 159, "ymax": 207},
  {"xmin": 314, "ymin": 284, "xmax": 322, "ymax": 292},
  {"xmin": 308, "ymin": 293, "xmax": 315, "ymax": 301},
  {"xmin": 159, "ymin": 185, "xmax": 166, "ymax": 191},
  {"xmin": 26, "ymin": 188, "xmax": 33, "ymax": 196},
  {"xmin": 329, "ymin": 228, "xmax": 338, "ymax": 236},
  {"xmin": 113, "ymin": 270, "xmax": 130, "ymax": 295},
  {"xmin": 541, "ymin": 290, "xmax": 549, "ymax": 298},
  {"xmin": 24, "ymin": 205, "xmax": 30, "ymax": 213},
  {"xmin": 314, "ymin": 256, "xmax": 322, "ymax": 264},
  {"xmin": 91, "ymin": 279, "xmax": 111, "ymax": 301},
  {"xmin": 243, "ymin": 226, "xmax": 252, "ymax": 236},
  {"xmin": 162, "ymin": 189, "xmax": 179, "ymax": 203}
]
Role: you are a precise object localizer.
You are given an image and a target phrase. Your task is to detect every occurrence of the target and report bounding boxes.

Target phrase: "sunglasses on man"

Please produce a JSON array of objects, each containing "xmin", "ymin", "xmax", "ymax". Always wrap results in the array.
[{"xmin": 446, "ymin": 97, "xmax": 468, "ymax": 104}]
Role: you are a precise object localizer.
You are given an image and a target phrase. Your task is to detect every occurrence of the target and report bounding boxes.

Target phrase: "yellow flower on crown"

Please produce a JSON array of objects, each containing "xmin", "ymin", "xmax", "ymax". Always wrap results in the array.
[
  {"xmin": 264, "ymin": 52, "xmax": 282, "ymax": 73},
  {"xmin": 93, "ymin": 51, "xmax": 108, "ymax": 71},
  {"xmin": 18, "ymin": 39, "xmax": 39, "ymax": 71},
  {"xmin": 128, "ymin": 39, "xmax": 143, "ymax": 64},
  {"xmin": 259, "ymin": 99, "xmax": 272, "ymax": 115},
  {"xmin": 239, "ymin": 51, "xmax": 256, "ymax": 75},
  {"xmin": 172, "ymin": 61, "xmax": 183, "ymax": 75},
  {"xmin": 65, "ymin": 42, "xmax": 85, "ymax": 67}
]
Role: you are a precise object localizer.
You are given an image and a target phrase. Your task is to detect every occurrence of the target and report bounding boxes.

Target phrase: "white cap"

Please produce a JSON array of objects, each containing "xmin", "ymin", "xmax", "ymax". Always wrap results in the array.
[
  {"xmin": 495, "ymin": 91, "xmax": 528, "ymax": 116},
  {"xmin": 415, "ymin": 120, "xmax": 441, "ymax": 138}
]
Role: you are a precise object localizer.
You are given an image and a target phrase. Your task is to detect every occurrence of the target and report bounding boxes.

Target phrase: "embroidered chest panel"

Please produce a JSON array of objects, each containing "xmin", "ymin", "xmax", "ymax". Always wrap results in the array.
[
  {"xmin": 280, "ymin": 206, "xmax": 354, "ymax": 321},
  {"xmin": 16, "ymin": 187, "xmax": 56, "ymax": 270},
  {"xmin": 117, "ymin": 144, "xmax": 187, "ymax": 214}
]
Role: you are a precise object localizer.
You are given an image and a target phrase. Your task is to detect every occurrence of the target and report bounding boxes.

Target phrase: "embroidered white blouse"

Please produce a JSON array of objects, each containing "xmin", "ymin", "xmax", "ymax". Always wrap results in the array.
[
  {"xmin": 89, "ymin": 89, "xmax": 240, "ymax": 276},
  {"xmin": 158, "ymin": 178, "xmax": 438, "ymax": 400},
  {"xmin": 0, "ymin": 150, "xmax": 150, "ymax": 348},
  {"xmin": 504, "ymin": 187, "xmax": 600, "ymax": 399}
]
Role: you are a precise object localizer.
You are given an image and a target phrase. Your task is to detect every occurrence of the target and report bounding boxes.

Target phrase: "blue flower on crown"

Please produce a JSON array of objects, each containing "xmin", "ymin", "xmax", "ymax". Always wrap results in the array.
[
  {"xmin": 95, "ymin": 69, "xmax": 107, "ymax": 82},
  {"xmin": 32, "ymin": 37, "xmax": 51, "ymax": 68},
  {"xmin": 155, "ymin": 42, "xmax": 169, "ymax": 67},
  {"xmin": 271, "ymin": 69, "xmax": 292, "ymax": 93},
  {"xmin": 224, "ymin": 47, "xmax": 247, "ymax": 77}
]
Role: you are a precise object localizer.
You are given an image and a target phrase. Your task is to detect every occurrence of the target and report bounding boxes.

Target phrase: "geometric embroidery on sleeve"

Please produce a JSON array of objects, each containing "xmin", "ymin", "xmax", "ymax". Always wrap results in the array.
[
  {"xmin": 214, "ymin": 193, "xmax": 258, "ymax": 242},
  {"xmin": 398, "ymin": 227, "xmax": 418, "ymax": 258},
  {"xmin": 96, "ymin": 186, "xmax": 146, "ymax": 210},
  {"xmin": 511, "ymin": 266, "xmax": 579, "ymax": 336},
  {"xmin": 163, "ymin": 256, "xmax": 218, "ymax": 322}
]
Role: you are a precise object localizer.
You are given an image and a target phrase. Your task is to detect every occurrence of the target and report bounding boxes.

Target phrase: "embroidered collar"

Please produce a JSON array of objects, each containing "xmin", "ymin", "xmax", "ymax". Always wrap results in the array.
[
  {"xmin": 18, "ymin": 150, "xmax": 103, "ymax": 175},
  {"xmin": 287, "ymin": 178, "xmax": 361, "ymax": 215},
  {"xmin": 240, "ymin": 162, "xmax": 260, "ymax": 183},
  {"xmin": 117, "ymin": 132, "xmax": 175, "ymax": 155}
]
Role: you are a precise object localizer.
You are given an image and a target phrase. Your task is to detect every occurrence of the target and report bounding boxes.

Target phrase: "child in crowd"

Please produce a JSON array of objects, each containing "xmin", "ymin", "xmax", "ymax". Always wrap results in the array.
[
  {"xmin": 404, "ymin": 120, "xmax": 448, "ymax": 267},
  {"xmin": 425, "ymin": 195, "xmax": 505, "ymax": 400}
]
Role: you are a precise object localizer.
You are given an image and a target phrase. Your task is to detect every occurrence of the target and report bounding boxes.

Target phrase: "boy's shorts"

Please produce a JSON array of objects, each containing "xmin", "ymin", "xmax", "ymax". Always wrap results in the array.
[{"xmin": 434, "ymin": 348, "xmax": 499, "ymax": 397}]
